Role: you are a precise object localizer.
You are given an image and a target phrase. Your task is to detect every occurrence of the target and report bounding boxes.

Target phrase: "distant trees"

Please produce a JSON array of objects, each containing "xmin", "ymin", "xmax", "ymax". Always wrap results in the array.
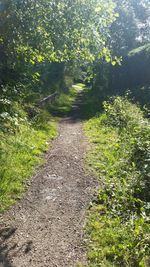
[{"xmin": 109, "ymin": 0, "xmax": 150, "ymax": 56}]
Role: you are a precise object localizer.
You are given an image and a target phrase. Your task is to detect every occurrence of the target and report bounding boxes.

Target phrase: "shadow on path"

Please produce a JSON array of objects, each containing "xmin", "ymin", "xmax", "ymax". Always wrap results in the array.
[
  {"xmin": 68, "ymin": 88, "xmax": 101, "ymax": 122},
  {"xmin": 0, "ymin": 226, "xmax": 33, "ymax": 267}
]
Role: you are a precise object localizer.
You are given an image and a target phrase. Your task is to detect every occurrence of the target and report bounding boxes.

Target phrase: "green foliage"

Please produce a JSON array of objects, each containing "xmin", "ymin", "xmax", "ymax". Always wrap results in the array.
[
  {"xmin": 0, "ymin": 0, "xmax": 117, "ymax": 71},
  {"xmin": 0, "ymin": 0, "xmax": 118, "ymax": 134},
  {"xmin": 0, "ymin": 100, "xmax": 27, "ymax": 133},
  {"xmin": 0, "ymin": 109, "xmax": 57, "ymax": 212},
  {"xmin": 87, "ymin": 209, "xmax": 150, "ymax": 267},
  {"xmin": 109, "ymin": 0, "xmax": 149, "ymax": 55},
  {"xmin": 103, "ymin": 96, "xmax": 145, "ymax": 130},
  {"xmin": 84, "ymin": 96, "xmax": 150, "ymax": 266},
  {"xmin": 128, "ymin": 44, "xmax": 150, "ymax": 57},
  {"xmin": 91, "ymin": 1, "xmax": 150, "ymax": 112}
]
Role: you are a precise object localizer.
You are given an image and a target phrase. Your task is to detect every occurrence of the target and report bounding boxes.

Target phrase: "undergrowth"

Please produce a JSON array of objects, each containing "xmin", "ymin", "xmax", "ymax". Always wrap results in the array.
[{"xmin": 84, "ymin": 96, "xmax": 150, "ymax": 267}]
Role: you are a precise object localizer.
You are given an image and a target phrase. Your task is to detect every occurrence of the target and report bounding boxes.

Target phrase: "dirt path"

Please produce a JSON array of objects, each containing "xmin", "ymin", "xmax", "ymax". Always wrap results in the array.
[{"xmin": 0, "ymin": 93, "xmax": 97, "ymax": 267}]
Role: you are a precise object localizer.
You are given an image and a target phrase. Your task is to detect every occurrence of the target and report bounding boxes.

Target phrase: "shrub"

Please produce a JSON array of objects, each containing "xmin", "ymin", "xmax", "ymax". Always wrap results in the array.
[{"xmin": 103, "ymin": 96, "xmax": 144, "ymax": 130}]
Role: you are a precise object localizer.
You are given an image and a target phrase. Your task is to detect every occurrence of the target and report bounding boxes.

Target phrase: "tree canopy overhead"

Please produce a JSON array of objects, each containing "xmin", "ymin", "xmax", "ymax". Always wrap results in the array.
[
  {"xmin": 0, "ymin": 0, "xmax": 149, "ymax": 106},
  {"xmin": 0, "ymin": 0, "xmax": 118, "ymax": 69}
]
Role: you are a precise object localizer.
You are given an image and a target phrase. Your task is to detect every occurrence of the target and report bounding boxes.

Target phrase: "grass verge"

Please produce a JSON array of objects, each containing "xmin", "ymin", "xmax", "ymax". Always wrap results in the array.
[
  {"xmin": 0, "ymin": 110, "xmax": 57, "ymax": 212},
  {"xmin": 84, "ymin": 96, "xmax": 150, "ymax": 267}
]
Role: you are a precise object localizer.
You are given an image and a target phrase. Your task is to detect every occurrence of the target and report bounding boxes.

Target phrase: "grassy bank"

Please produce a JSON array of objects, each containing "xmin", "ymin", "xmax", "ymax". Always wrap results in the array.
[
  {"xmin": 84, "ymin": 96, "xmax": 150, "ymax": 267},
  {"xmin": 0, "ymin": 110, "xmax": 57, "ymax": 212}
]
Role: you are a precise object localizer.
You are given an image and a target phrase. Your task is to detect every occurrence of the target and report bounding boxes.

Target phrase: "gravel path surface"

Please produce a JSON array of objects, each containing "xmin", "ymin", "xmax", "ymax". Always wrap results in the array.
[{"xmin": 0, "ymin": 94, "xmax": 97, "ymax": 267}]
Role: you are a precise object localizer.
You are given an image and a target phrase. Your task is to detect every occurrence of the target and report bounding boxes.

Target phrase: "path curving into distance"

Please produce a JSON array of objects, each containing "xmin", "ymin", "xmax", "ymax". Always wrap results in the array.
[{"xmin": 0, "ymin": 87, "xmax": 97, "ymax": 267}]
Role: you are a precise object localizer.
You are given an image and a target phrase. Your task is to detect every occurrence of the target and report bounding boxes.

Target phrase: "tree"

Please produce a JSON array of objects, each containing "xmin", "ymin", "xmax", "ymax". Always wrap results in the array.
[{"xmin": 109, "ymin": 0, "xmax": 150, "ymax": 56}]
